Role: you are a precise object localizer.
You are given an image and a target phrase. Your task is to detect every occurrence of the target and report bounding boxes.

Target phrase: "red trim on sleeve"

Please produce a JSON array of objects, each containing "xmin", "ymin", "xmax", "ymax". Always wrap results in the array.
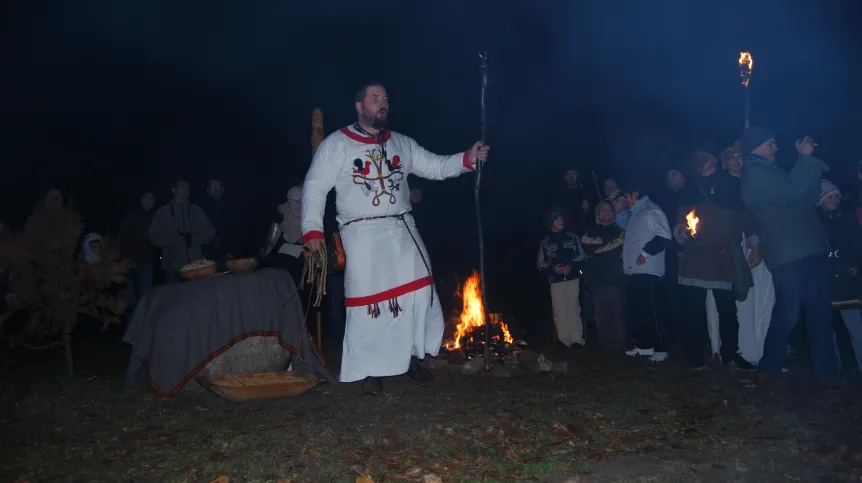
[
  {"xmin": 302, "ymin": 230, "xmax": 324, "ymax": 244},
  {"xmin": 344, "ymin": 276, "xmax": 434, "ymax": 307},
  {"xmin": 462, "ymin": 151, "xmax": 474, "ymax": 171}
]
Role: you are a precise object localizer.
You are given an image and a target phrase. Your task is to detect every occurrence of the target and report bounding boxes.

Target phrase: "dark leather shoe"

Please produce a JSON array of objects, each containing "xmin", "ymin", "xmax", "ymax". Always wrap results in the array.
[
  {"xmin": 404, "ymin": 357, "xmax": 437, "ymax": 387},
  {"xmin": 360, "ymin": 376, "xmax": 383, "ymax": 395}
]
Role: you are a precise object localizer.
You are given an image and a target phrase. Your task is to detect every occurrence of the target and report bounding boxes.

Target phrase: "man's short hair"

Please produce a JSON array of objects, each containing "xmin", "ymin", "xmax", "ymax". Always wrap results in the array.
[
  {"xmin": 355, "ymin": 83, "xmax": 385, "ymax": 103},
  {"xmin": 621, "ymin": 180, "xmax": 648, "ymax": 198}
]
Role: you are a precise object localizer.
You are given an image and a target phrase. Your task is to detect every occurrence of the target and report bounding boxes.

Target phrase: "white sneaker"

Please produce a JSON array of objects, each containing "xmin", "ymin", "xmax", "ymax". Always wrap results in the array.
[
  {"xmin": 625, "ymin": 347, "xmax": 654, "ymax": 357},
  {"xmin": 650, "ymin": 352, "xmax": 669, "ymax": 362}
]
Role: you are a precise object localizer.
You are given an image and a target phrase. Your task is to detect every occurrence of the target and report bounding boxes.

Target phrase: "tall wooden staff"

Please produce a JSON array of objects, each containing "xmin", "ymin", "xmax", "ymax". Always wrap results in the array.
[
  {"xmin": 739, "ymin": 52, "xmax": 753, "ymax": 129},
  {"xmin": 311, "ymin": 108, "xmax": 324, "ymax": 351},
  {"xmin": 475, "ymin": 53, "xmax": 493, "ymax": 372}
]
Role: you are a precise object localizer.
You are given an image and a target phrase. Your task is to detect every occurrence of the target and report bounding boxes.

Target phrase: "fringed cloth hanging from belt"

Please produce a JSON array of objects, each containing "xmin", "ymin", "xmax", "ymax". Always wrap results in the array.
[{"xmin": 341, "ymin": 211, "xmax": 434, "ymax": 319}]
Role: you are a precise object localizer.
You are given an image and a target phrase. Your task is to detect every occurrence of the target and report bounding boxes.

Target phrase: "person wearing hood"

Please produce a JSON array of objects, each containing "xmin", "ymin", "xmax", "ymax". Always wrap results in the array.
[
  {"xmin": 148, "ymin": 179, "xmax": 215, "ymax": 283},
  {"xmin": 674, "ymin": 149, "xmax": 760, "ymax": 371},
  {"xmin": 817, "ymin": 179, "xmax": 862, "ymax": 374},
  {"xmin": 118, "ymin": 191, "xmax": 157, "ymax": 311},
  {"xmin": 537, "ymin": 210, "xmax": 587, "ymax": 350},
  {"xmin": 740, "ymin": 127, "xmax": 838, "ymax": 382},
  {"xmin": 581, "ymin": 201, "xmax": 626, "ymax": 351}
]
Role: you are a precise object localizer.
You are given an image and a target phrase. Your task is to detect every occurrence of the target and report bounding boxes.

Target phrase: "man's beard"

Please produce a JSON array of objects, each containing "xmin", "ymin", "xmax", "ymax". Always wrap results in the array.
[{"xmin": 363, "ymin": 109, "xmax": 388, "ymax": 130}]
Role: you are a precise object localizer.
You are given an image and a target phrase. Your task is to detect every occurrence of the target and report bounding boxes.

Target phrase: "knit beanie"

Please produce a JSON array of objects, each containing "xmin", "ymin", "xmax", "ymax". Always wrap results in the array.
[
  {"xmin": 819, "ymin": 178, "xmax": 841, "ymax": 205},
  {"xmin": 740, "ymin": 126, "xmax": 774, "ymax": 154},
  {"xmin": 546, "ymin": 210, "xmax": 563, "ymax": 228}
]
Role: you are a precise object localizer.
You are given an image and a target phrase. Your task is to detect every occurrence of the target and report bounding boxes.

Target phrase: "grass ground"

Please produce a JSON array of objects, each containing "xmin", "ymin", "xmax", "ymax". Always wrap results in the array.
[{"xmin": 1, "ymin": 336, "xmax": 861, "ymax": 482}]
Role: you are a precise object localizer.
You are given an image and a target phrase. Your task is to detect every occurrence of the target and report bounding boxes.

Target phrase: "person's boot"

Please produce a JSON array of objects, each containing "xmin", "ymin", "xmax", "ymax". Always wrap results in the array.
[
  {"xmin": 360, "ymin": 376, "xmax": 383, "ymax": 395},
  {"xmin": 404, "ymin": 356, "xmax": 437, "ymax": 386}
]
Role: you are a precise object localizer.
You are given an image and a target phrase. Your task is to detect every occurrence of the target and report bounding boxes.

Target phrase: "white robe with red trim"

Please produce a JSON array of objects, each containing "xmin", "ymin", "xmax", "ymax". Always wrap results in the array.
[{"xmin": 301, "ymin": 125, "xmax": 474, "ymax": 382}]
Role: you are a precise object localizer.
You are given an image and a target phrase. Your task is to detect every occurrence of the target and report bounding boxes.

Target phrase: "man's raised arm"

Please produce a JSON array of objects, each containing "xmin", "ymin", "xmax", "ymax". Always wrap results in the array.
[{"xmin": 409, "ymin": 138, "xmax": 489, "ymax": 180}]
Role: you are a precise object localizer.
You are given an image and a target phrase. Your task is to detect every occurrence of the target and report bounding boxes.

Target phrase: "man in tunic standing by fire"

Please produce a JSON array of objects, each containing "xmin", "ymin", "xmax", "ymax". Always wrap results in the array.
[{"xmin": 301, "ymin": 83, "xmax": 490, "ymax": 394}]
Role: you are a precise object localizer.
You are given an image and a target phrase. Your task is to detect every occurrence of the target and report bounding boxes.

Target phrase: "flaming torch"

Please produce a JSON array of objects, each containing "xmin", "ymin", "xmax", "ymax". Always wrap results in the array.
[
  {"xmin": 685, "ymin": 209, "xmax": 700, "ymax": 237},
  {"xmin": 738, "ymin": 51, "xmax": 753, "ymax": 129}
]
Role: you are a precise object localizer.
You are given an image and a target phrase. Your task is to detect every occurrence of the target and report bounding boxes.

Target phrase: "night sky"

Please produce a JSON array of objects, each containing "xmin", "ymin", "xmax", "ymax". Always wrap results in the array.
[{"xmin": 3, "ymin": 0, "xmax": 861, "ymax": 326}]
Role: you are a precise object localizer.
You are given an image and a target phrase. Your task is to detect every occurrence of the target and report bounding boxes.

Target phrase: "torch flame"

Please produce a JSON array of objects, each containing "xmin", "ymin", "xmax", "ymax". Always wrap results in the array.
[
  {"xmin": 443, "ymin": 270, "xmax": 513, "ymax": 350},
  {"xmin": 685, "ymin": 209, "xmax": 700, "ymax": 237},
  {"xmin": 738, "ymin": 51, "xmax": 753, "ymax": 87}
]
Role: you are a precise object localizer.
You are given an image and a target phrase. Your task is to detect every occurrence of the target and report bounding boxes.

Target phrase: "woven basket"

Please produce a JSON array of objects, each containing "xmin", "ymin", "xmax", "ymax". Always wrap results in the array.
[
  {"xmin": 183, "ymin": 335, "xmax": 291, "ymax": 393},
  {"xmin": 196, "ymin": 371, "xmax": 323, "ymax": 402}
]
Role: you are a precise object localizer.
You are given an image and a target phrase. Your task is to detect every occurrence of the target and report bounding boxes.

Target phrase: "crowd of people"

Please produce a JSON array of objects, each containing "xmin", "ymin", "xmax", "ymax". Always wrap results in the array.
[{"xmin": 539, "ymin": 129, "xmax": 862, "ymax": 382}]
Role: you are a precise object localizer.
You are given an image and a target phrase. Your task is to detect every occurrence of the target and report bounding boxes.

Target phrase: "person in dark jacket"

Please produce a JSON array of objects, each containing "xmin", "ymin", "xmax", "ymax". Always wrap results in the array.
[
  {"xmin": 555, "ymin": 169, "xmax": 590, "ymax": 235},
  {"xmin": 817, "ymin": 179, "xmax": 862, "ymax": 372},
  {"xmin": 740, "ymin": 127, "xmax": 838, "ymax": 382},
  {"xmin": 119, "ymin": 191, "xmax": 157, "ymax": 311},
  {"xmin": 581, "ymin": 200, "xmax": 626, "ymax": 351},
  {"xmin": 201, "ymin": 179, "xmax": 244, "ymax": 260},
  {"xmin": 537, "ymin": 210, "xmax": 587, "ymax": 348},
  {"xmin": 675, "ymin": 150, "xmax": 760, "ymax": 371}
]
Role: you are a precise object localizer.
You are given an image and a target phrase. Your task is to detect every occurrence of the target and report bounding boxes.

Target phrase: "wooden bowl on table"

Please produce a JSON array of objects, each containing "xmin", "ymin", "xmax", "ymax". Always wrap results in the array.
[
  {"xmin": 227, "ymin": 258, "xmax": 258, "ymax": 272},
  {"xmin": 180, "ymin": 260, "xmax": 218, "ymax": 280}
]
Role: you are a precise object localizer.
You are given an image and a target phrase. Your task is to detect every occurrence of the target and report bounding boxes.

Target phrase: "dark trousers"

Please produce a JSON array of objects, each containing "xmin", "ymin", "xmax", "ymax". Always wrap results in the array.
[
  {"xmin": 593, "ymin": 284, "xmax": 626, "ymax": 351},
  {"xmin": 759, "ymin": 255, "xmax": 839, "ymax": 381},
  {"xmin": 122, "ymin": 264, "xmax": 154, "ymax": 313},
  {"xmin": 682, "ymin": 285, "xmax": 738, "ymax": 367},
  {"xmin": 625, "ymin": 274, "xmax": 668, "ymax": 352}
]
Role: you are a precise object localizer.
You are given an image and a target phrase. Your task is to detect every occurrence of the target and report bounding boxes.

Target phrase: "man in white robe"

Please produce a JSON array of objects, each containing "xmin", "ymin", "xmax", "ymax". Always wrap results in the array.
[{"xmin": 301, "ymin": 83, "xmax": 489, "ymax": 393}]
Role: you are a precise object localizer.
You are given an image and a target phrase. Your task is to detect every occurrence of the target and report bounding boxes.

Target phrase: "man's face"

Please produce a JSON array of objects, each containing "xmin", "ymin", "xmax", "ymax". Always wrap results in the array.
[
  {"xmin": 753, "ymin": 138, "xmax": 778, "ymax": 162},
  {"xmin": 564, "ymin": 170, "xmax": 579, "ymax": 185},
  {"xmin": 596, "ymin": 202, "xmax": 614, "ymax": 225},
  {"xmin": 140, "ymin": 193, "xmax": 155, "ymax": 211},
  {"xmin": 666, "ymin": 170, "xmax": 685, "ymax": 191},
  {"xmin": 356, "ymin": 85, "xmax": 389, "ymax": 130},
  {"xmin": 208, "ymin": 180, "xmax": 224, "ymax": 200},
  {"xmin": 603, "ymin": 179, "xmax": 618, "ymax": 197},
  {"xmin": 612, "ymin": 197, "xmax": 627, "ymax": 213},
  {"xmin": 624, "ymin": 192, "xmax": 639, "ymax": 209},
  {"xmin": 551, "ymin": 216, "xmax": 565, "ymax": 232},
  {"xmin": 725, "ymin": 153, "xmax": 743, "ymax": 176},
  {"xmin": 172, "ymin": 181, "xmax": 190, "ymax": 202},
  {"xmin": 45, "ymin": 189, "xmax": 63, "ymax": 208},
  {"xmin": 821, "ymin": 193, "xmax": 841, "ymax": 212}
]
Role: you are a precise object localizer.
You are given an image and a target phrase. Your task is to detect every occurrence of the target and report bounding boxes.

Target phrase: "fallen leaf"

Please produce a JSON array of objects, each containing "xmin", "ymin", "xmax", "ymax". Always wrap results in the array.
[
  {"xmin": 149, "ymin": 465, "xmax": 162, "ymax": 472},
  {"xmin": 356, "ymin": 476, "xmax": 374, "ymax": 483},
  {"xmin": 553, "ymin": 423, "xmax": 573, "ymax": 441},
  {"xmin": 382, "ymin": 426, "xmax": 398, "ymax": 444},
  {"xmin": 394, "ymin": 468, "xmax": 421, "ymax": 478},
  {"xmin": 122, "ymin": 425, "xmax": 133, "ymax": 433},
  {"xmin": 210, "ymin": 477, "xmax": 229, "ymax": 483},
  {"xmin": 277, "ymin": 478, "xmax": 294, "ymax": 483},
  {"xmin": 210, "ymin": 452, "xmax": 229, "ymax": 462},
  {"xmin": 421, "ymin": 474, "xmax": 443, "ymax": 483}
]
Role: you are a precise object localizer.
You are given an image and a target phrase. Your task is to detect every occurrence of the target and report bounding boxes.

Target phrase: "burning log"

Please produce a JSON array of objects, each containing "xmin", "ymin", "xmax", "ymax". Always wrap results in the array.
[{"xmin": 443, "ymin": 271, "xmax": 524, "ymax": 359}]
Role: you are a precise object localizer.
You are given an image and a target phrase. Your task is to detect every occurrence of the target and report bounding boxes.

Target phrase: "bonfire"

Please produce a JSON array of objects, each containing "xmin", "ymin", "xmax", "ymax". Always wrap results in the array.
[{"xmin": 444, "ymin": 270, "xmax": 518, "ymax": 355}]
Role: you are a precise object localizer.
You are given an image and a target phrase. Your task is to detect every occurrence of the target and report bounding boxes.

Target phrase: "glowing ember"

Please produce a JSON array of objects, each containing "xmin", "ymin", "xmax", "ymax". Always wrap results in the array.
[
  {"xmin": 685, "ymin": 209, "xmax": 700, "ymax": 237},
  {"xmin": 738, "ymin": 51, "xmax": 753, "ymax": 87},
  {"xmin": 444, "ymin": 270, "xmax": 513, "ymax": 351}
]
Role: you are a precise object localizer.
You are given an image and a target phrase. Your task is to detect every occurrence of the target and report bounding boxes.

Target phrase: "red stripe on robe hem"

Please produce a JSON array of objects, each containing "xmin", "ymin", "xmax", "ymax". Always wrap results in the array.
[
  {"xmin": 344, "ymin": 276, "xmax": 434, "ymax": 307},
  {"xmin": 339, "ymin": 126, "xmax": 392, "ymax": 144}
]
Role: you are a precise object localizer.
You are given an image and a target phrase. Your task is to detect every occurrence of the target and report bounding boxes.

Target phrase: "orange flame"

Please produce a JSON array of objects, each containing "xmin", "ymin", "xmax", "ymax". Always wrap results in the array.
[
  {"xmin": 685, "ymin": 209, "xmax": 700, "ymax": 237},
  {"xmin": 443, "ymin": 270, "xmax": 513, "ymax": 350},
  {"xmin": 738, "ymin": 51, "xmax": 753, "ymax": 87}
]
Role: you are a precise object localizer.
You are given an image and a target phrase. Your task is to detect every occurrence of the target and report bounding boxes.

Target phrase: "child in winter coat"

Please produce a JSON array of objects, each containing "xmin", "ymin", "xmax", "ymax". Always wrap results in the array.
[
  {"xmin": 817, "ymin": 179, "xmax": 862, "ymax": 373},
  {"xmin": 537, "ymin": 211, "xmax": 586, "ymax": 348}
]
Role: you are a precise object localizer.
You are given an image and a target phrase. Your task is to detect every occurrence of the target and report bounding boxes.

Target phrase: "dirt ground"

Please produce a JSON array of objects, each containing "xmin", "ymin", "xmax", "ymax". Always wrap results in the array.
[{"xmin": 1, "ymin": 337, "xmax": 861, "ymax": 483}]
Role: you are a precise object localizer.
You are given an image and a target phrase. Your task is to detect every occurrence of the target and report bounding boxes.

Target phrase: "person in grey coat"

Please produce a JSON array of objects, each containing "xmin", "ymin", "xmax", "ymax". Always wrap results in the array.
[
  {"xmin": 740, "ymin": 127, "xmax": 838, "ymax": 382},
  {"xmin": 148, "ymin": 179, "xmax": 215, "ymax": 283}
]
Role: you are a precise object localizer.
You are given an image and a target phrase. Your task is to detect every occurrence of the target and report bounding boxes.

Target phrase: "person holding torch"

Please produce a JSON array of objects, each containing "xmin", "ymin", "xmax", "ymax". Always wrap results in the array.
[{"xmin": 674, "ymin": 149, "xmax": 761, "ymax": 371}]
